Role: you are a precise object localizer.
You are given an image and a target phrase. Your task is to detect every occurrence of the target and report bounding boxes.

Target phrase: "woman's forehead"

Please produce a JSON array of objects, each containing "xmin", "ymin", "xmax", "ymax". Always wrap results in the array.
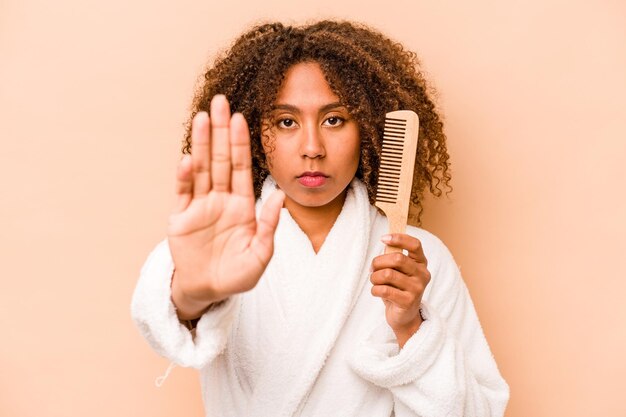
[{"xmin": 272, "ymin": 62, "xmax": 342, "ymax": 108}]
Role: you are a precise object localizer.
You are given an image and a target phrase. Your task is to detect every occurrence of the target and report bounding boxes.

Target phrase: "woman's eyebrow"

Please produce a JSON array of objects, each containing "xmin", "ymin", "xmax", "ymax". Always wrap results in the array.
[{"xmin": 271, "ymin": 101, "xmax": 344, "ymax": 113}]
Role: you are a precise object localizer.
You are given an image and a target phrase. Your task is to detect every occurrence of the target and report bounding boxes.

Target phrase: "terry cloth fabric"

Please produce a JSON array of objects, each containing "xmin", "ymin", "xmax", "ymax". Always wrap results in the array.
[{"xmin": 131, "ymin": 176, "xmax": 510, "ymax": 417}]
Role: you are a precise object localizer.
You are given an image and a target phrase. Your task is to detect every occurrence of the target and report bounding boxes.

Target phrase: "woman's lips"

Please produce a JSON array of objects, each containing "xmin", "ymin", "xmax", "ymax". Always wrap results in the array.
[{"xmin": 297, "ymin": 172, "xmax": 328, "ymax": 187}]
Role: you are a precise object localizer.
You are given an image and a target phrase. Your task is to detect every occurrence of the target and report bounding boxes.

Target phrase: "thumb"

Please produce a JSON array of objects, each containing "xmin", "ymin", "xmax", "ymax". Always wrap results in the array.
[
  {"xmin": 249, "ymin": 190, "xmax": 285, "ymax": 265},
  {"xmin": 172, "ymin": 154, "xmax": 193, "ymax": 214}
]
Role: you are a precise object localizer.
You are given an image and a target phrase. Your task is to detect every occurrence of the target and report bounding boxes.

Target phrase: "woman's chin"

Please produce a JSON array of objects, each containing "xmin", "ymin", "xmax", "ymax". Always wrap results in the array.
[{"xmin": 283, "ymin": 189, "xmax": 348, "ymax": 212}]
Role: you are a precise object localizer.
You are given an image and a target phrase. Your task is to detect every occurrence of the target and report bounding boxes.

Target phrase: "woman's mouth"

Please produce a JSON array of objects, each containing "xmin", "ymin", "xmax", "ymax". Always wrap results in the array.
[{"xmin": 297, "ymin": 172, "xmax": 328, "ymax": 187}]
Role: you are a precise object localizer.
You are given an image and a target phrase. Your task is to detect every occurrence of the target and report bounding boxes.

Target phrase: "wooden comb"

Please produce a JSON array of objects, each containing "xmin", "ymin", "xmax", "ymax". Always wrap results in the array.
[{"xmin": 374, "ymin": 110, "xmax": 420, "ymax": 254}]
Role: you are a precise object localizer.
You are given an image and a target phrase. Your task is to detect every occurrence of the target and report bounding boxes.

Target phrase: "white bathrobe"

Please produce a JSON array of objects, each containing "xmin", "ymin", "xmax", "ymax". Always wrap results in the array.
[{"xmin": 131, "ymin": 176, "xmax": 510, "ymax": 417}]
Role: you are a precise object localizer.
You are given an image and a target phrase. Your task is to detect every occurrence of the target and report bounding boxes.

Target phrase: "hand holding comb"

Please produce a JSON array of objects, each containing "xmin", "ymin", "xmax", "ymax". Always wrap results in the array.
[{"xmin": 374, "ymin": 110, "xmax": 420, "ymax": 254}]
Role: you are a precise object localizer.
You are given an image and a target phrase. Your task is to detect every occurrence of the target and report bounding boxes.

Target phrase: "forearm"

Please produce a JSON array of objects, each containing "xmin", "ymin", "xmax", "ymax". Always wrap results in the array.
[
  {"xmin": 390, "ymin": 322, "xmax": 508, "ymax": 417},
  {"xmin": 131, "ymin": 240, "xmax": 239, "ymax": 368},
  {"xmin": 350, "ymin": 303, "xmax": 508, "ymax": 417}
]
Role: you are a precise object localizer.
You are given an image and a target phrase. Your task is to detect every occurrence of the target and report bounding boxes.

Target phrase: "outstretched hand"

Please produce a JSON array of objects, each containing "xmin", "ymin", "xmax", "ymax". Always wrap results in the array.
[
  {"xmin": 168, "ymin": 95, "xmax": 285, "ymax": 319},
  {"xmin": 370, "ymin": 234, "xmax": 431, "ymax": 348}
]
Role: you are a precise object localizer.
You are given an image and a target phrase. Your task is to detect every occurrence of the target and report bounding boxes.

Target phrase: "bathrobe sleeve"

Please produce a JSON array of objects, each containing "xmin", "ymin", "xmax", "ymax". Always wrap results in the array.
[
  {"xmin": 349, "ymin": 232, "xmax": 510, "ymax": 417},
  {"xmin": 130, "ymin": 239, "xmax": 239, "ymax": 369}
]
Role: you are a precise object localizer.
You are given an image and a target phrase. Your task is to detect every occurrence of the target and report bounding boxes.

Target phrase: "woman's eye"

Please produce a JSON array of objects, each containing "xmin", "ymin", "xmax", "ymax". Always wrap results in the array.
[
  {"xmin": 323, "ymin": 116, "xmax": 344, "ymax": 127},
  {"xmin": 277, "ymin": 118, "xmax": 296, "ymax": 128}
]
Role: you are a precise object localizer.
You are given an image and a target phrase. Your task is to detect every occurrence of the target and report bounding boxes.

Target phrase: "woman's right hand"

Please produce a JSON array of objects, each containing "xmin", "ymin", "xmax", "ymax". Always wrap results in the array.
[{"xmin": 167, "ymin": 95, "xmax": 285, "ymax": 320}]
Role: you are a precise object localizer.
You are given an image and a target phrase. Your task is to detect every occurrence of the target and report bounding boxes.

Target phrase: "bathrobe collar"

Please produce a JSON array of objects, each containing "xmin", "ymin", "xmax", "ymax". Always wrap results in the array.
[{"xmin": 247, "ymin": 175, "xmax": 374, "ymax": 416}]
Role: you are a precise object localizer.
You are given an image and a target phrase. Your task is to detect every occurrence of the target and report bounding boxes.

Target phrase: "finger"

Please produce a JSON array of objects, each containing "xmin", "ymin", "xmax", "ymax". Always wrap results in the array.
[
  {"xmin": 191, "ymin": 111, "xmax": 211, "ymax": 196},
  {"xmin": 381, "ymin": 234, "xmax": 427, "ymax": 265},
  {"xmin": 371, "ymin": 252, "xmax": 420, "ymax": 276},
  {"xmin": 173, "ymin": 154, "xmax": 193, "ymax": 213},
  {"xmin": 210, "ymin": 95, "xmax": 232, "ymax": 192},
  {"xmin": 371, "ymin": 267, "xmax": 428, "ymax": 295},
  {"xmin": 230, "ymin": 113, "xmax": 254, "ymax": 197},
  {"xmin": 371, "ymin": 284, "xmax": 413, "ymax": 308},
  {"xmin": 249, "ymin": 190, "xmax": 285, "ymax": 265},
  {"xmin": 370, "ymin": 268, "xmax": 410, "ymax": 290}
]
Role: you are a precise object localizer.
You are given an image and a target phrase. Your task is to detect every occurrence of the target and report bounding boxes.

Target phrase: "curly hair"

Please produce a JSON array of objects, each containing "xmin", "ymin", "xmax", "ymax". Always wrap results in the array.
[{"xmin": 183, "ymin": 20, "xmax": 452, "ymax": 224}]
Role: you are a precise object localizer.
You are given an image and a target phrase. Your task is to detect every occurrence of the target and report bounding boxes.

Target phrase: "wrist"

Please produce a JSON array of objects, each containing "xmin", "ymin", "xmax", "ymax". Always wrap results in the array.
[
  {"xmin": 393, "ymin": 313, "xmax": 424, "ymax": 349},
  {"xmin": 170, "ymin": 272, "xmax": 216, "ymax": 320}
]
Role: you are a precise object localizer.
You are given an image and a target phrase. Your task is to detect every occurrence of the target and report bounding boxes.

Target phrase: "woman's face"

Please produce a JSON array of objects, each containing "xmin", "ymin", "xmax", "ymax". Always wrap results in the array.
[{"xmin": 262, "ymin": 61, "xmax": 360, "ymax": 214}]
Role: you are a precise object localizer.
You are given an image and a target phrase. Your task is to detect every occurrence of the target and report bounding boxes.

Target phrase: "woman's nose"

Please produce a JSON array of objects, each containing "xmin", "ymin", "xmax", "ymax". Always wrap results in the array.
[{"xmin": 299, "ymin": 125, "xmax": 325, "ymax": 159}]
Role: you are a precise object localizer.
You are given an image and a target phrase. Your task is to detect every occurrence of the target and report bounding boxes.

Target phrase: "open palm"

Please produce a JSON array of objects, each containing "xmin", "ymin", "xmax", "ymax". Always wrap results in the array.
[{"xmin": 167, "ymin": 95, "xmax": 284, "ymax": 317}]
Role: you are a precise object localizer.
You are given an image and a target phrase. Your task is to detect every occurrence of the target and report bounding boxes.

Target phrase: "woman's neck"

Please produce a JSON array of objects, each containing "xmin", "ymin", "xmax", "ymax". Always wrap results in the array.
[{"xmin": 284, "ymin": 190, "xmax": 347, "ymax": 253}]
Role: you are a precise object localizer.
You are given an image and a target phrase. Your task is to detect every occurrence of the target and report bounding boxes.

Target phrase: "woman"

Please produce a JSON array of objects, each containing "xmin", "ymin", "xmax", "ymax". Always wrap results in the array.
[{"xmin": 131, "ymin": 20, "xmax": 510, "ymax": 417}]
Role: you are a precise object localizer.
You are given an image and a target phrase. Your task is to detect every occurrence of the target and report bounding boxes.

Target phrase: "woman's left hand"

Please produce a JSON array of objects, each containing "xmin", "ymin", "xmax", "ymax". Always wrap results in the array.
[{"xmin": 370, "ymin": 233, "xmax": 431, "ymax": 348}]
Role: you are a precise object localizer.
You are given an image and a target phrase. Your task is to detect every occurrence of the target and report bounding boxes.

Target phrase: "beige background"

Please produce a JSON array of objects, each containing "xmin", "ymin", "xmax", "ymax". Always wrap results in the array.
[{"xmin": 1, "ymin": 0, "xmax": 625, "ymax": 416}]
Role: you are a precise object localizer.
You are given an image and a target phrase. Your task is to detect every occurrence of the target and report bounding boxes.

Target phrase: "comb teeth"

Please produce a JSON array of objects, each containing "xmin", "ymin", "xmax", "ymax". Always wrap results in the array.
[{"xmin": 376, "ymin": 117, "xmax": 407, "ymax": 203}]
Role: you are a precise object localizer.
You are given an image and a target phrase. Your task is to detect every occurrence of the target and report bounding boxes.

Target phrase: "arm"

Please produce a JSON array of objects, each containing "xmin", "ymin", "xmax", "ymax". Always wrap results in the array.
[
  {"xmin": 349, "ymin": 233, "xmax": 510, "ymax": 417},
  {"xmin": 130, "ymin": 96, "xmax": 283, "ymax": 369}
]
